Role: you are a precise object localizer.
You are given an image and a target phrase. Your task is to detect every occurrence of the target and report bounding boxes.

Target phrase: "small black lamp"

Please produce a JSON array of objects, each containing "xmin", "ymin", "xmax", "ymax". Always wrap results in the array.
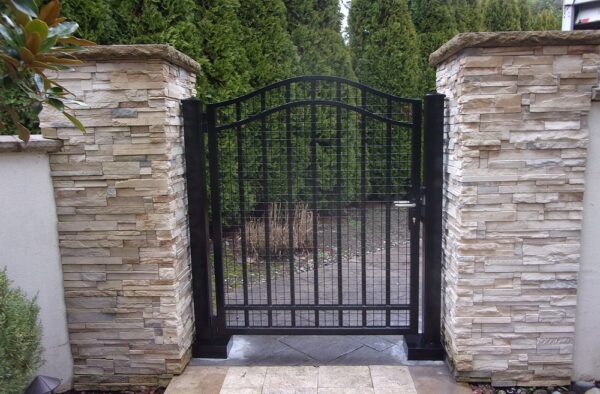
[{"xmin": 25, "ymin": 375, "xmax": 61, "ymax": 394}]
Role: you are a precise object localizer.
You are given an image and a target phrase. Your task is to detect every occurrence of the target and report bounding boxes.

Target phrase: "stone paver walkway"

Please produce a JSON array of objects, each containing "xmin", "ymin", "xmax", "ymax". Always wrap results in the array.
[{"xmin": 165, "ymin": 365, "xmax": 472, "ymax": 394}]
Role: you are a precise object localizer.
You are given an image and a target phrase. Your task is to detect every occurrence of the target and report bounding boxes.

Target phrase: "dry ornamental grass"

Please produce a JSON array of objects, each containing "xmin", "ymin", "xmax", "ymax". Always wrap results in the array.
[{"xmin": 244, "ymin": 203, "xmax": 313, "ymax": 258}]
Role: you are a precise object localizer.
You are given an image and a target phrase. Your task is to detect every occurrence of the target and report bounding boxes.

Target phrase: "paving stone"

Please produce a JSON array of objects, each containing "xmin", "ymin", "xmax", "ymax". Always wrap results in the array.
[
  {"xmin": 369, "ymin": 366, "xmax": 417, "ymax": 393},
  {"xmin": 408, "ymin": 365, "xmax": 472, "ymax": 394},
  {"xmin": 318, "ymin": 366, "xmax": 373, "ymax": 388},
  {"xmin": 164, "ymin": 366, "xmax": 227, "ymax": 394},
  {"xmin": 263, "ymin": 366, "xmax": 319, "ymax": 391},
  {"xmin": 318, "ymin": 388, "xmax": 375, "ymax": 394},
  {"xmin": 221, "ymin": 366, "xmax": 267, "ymax": 390}
]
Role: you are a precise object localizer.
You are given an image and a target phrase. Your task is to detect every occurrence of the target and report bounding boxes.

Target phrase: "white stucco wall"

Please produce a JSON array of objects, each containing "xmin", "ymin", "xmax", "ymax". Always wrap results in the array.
[
  {"xmin": 574, "ymin": 100, "xmax": 600, "ymax": 382},
  {"xmin": 0, "ymin": 143, "xmax": 73, "ymax": 391}
]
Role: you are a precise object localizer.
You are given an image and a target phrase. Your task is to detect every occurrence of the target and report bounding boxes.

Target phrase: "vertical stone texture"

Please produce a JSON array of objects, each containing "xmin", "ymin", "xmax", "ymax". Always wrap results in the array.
[
  {"xmin": 434, "ymin": 34, "xmax": 600, "ymax": 386},
  {"xmin": 39, "ymin": 45, "xmax": 200, "ymax": 390}
]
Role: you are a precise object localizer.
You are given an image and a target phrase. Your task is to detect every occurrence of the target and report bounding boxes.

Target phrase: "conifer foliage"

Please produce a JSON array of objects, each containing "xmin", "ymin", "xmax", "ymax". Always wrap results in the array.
[
  {"xmin": 348, "ymin": 0, "xmax": 421, "ymax": 97},
  {"xmin": 484, "ymin": 0, "xmax": 522, "ymax": 31},
  {"xmin": 409, "ymin": 0, "xmax": 458, "ymax": 93},
  {"xmin": 285, "ymin": 0, "xmax": 355, "ymax": 78},
  {"xmin": 60, "ymin": 0, "xmax": 563, "ymax": 99}
]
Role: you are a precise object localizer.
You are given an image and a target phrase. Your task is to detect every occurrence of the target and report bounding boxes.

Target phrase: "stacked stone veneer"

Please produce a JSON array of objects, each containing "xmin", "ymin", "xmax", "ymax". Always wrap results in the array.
[
  {"xmin": 39, "ymin": 45, "xmax": 199, "ymax": 390},
  {"xmin": 432, "ymin": 31, "xmax": 600, "ymax": 386}
]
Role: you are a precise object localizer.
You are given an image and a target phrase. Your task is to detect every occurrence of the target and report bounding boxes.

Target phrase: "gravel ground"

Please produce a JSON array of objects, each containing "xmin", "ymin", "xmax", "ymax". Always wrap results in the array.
[
  {"xmin": 221, "ymin": 203, "xmax": 411, "ymax": 291},
  {"xmin": 470, "ymin": 383, "xmax": 600, "ymax": 394}
]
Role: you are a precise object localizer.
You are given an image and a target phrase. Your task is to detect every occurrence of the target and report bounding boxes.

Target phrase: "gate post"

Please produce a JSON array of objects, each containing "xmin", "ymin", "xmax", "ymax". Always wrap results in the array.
[
  {"xmin": 405, "ymin": 92, "xmax": 445, "ymax": 360},
  {"xmin": 182, "ymin": 98, "xmax": 231, "ymax": 358}
]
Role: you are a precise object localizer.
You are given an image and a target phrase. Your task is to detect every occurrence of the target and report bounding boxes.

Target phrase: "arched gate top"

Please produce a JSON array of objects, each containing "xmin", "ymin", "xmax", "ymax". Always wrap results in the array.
[{"xmin": 207, "ymin": 75, "xmax": 422, "ymax": 131}]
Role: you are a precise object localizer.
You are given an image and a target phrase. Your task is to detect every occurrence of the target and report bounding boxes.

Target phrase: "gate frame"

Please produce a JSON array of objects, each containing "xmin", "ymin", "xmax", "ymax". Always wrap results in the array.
[
  {"xmin": 182, "ymin": 79, "xmax": 445, "ymax": 360},
  {"xmin": 403, "ymin": 92, "xmax": 446, "ymax": 360}
]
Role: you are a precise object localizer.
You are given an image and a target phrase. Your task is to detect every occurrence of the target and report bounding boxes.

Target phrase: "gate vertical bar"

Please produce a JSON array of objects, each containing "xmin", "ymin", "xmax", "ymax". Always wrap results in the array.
[
  {"xmin": 335, "ymin": 82, "xmax": 344, "ymax": 326},
  {"xmin": 404, "ymin": 92, "xmax": 445, "ymax": 360},
  {"xmin": 235, "ymin": 102, "xmax": 249, "ymax": 327},
  {"xmin": 360, "ymin": 90, "xmax": 367, "ymax": 327},
  {"xmin": 385, "ymin": 97, "xmax": 392, "ymax": 327},
  {"xmin": 260, "ymin": 92, "xmax": 273, "ymax": 327},
  {"xmin": 285, "ymin": 84, "xmax": 296, "ymax": 327},
  {"xmin": 183, "ymin": 98, "xmax": 230, "ymax": 358},
  {"xmin": 310, "ymin": 80, "xmax": 319, "ymax": 326}
]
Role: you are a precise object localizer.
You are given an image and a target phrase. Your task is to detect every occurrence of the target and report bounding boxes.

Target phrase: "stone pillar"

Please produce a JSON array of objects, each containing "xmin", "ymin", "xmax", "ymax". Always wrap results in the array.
[
  {"xmin": 430, "ymin": 31, "xmax": 600, "ymax": 386},
  {"xmin": 40, "ymin": 45, "xmax": 200, "ymax": 390}
]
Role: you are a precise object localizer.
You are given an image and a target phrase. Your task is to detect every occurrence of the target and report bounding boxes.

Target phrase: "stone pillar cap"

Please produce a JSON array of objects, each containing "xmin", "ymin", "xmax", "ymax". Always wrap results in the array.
[
  {"xmin": 75, "ymin": 44, "xmax": 201, "ymax": 73},
  {"xmin": 430, "ymin": 30, "xmax": 600, "ymax": 66}
]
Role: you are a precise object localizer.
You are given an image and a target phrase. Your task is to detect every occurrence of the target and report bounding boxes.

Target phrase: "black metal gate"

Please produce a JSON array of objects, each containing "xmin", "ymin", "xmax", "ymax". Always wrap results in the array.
[{"xmin": 183, "ymin": 76, "xmax": 444, "ymax": 359}]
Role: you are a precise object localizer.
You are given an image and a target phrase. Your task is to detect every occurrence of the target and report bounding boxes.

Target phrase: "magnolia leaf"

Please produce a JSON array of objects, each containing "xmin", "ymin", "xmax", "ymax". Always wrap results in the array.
[
  {"xmin": 57, "ymin": 36, "xmax": 96, "ymax": 47},
  {"xmin": 31, "ymin": 101, "xmax": 43, "ymax": 115},
  {"xmin": 0, "ymin": 24, "xmax": 15, "ymax": 46},
  {"xmin": 2, "ymin": 59, "xmax": 17, "ymax": 78},
  {"xmin": 47, "ymin": 86, "xmax": 64, "ymax": 95},
  {"xmin": 32, "ymin": 61, "xmax": 70, "ymax": 71},
  {"xmin": 48, "ymin": 21, "xmax": 78, "ymax": 38},
  {"xmin": 33, "ymin": 73, "xmax": 44, "ymax": 92},
  {"xmin": 13, "ymin": 9, "xmax": 31, "ymax": 27},
  {"xmin": 63, "ymin": 98, "xmax": 88, "ymax": 108},
  {"xmin": 15, "ymin": 121, "xmax": 30, "ymax": 142},
  {"xmin": 25, "ymin": 19, "xmax": 49, "ymax": 41},
  {"xmin": 25, "ymin": 31, "xmax": 42, "ymax": 54},
  {"xmin": 63, "ymin": 112, "xmax": 85, "ymax": 133},
  {"xmin": 7, "ymin": 109, "xmax": 30, "ymax": 143},
  {"xmin": 0, "ymin": 53, "xmax": 20, "ymax": 68},
  {"xmin": 1, "ymin": 13, "xmax": 16, "ymax": 28},
  {"xmin": 50, "ymin": 17, "xmax": 66, "ymax": 27},
  {"xmin": 17, "ymin": 46, "xmax": 35, "ymax": 63},
  {"xmin": 37, "ymin": 54, "xmax": 81, "ymax": 65},
  {"xmin": 47, "ymin": 78, "xmax": 73, "ymax": 96},
  {"xmin": 8, "ymin": 0, "xmax": 38, "ymax": 18},
  {"xmin": 48, "ymin": 97, "xmax": 64, "ymax": 112},
  {"xmin": 40, "ymin": 73, "xmax": 51, "ymax": 90},
  {"xmin": 39, "ymin": 0, "xmax": 60, "ymax": 26},
  {"xmin": 38, "ymin": 35, "xmax": 58, "ymax": 52}
]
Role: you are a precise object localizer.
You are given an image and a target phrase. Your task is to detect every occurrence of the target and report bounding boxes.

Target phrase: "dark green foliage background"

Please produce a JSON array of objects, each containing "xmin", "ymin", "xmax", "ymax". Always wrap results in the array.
[{"xmin": 54, "ymin": 0, "xmax": 562, "ymax": 222}]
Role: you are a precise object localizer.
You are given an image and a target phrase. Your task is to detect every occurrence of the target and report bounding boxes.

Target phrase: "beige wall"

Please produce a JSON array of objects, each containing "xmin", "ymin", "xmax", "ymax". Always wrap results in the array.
[
  {"xmin": 432, "ymin": 31, "xmax": 600, "ymax": 386},
  {"xmin": 0, "ymin": 137, "xmax": 73, "ymax": 391},
  {"xmin": 39, "ymin": 45, "xmax": 200, "ymax": 390},
  {"xmin": 573, "ymin": 99, "xmax": 600, "ymax": 382}
]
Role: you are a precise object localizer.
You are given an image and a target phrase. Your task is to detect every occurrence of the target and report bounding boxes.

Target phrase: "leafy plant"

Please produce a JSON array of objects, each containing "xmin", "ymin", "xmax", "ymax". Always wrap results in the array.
[
  {"xmin": 0, "ymin": 0, "xmax": 94, "ymax": 142},
  {"xmin": 0, "ymin": 269, "xmax": 42, "ymax": 394}
]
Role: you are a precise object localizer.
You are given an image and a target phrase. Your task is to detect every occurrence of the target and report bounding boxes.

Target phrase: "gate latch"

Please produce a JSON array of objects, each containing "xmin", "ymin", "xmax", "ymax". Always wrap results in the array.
[{"xmin": 393, "ymin": 200, "xmax": 416, "ymax": 208}]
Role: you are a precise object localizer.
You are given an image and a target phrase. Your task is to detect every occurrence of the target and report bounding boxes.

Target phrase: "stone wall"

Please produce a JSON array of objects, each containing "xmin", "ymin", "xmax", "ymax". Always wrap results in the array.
[
  {"xmin": 39, "ymin": 45, "xmax": 200, "ymax": 390},
  {"xmin": 431, "ymin": 31, "xmax": 600, "ymax": 386}
]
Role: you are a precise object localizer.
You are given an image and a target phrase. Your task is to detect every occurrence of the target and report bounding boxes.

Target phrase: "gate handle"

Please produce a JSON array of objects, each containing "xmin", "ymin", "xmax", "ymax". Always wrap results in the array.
[{"xmin": 394, "ymin": 200, "xmax": 417, "ymax": 208}]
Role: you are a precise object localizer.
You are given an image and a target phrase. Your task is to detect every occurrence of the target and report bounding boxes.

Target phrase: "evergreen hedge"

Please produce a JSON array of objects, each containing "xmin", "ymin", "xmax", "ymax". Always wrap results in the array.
[
  {"xmin": 57, "ymin": 0, "xmax": 561, "ymax": 223},
  {"xmin": 0, "ymin": 270, "xmax": 42, "ymax": 394}
]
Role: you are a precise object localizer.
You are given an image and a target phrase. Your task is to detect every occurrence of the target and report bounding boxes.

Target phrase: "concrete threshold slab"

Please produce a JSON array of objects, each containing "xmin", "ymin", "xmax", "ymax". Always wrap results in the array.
[
  {"xmin": 189, "ymin": 335, "xmax": 445, "ymax": 367},
  {"xmin": 165, "ymin": 365, "xmax": 472, "ymax": 394}
]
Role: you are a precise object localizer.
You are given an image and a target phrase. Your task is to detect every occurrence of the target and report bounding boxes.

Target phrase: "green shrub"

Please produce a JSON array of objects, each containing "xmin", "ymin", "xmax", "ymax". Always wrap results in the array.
[{"xmin": 0, "ymin": 269, "xmax": 42, "ymax": 394}]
